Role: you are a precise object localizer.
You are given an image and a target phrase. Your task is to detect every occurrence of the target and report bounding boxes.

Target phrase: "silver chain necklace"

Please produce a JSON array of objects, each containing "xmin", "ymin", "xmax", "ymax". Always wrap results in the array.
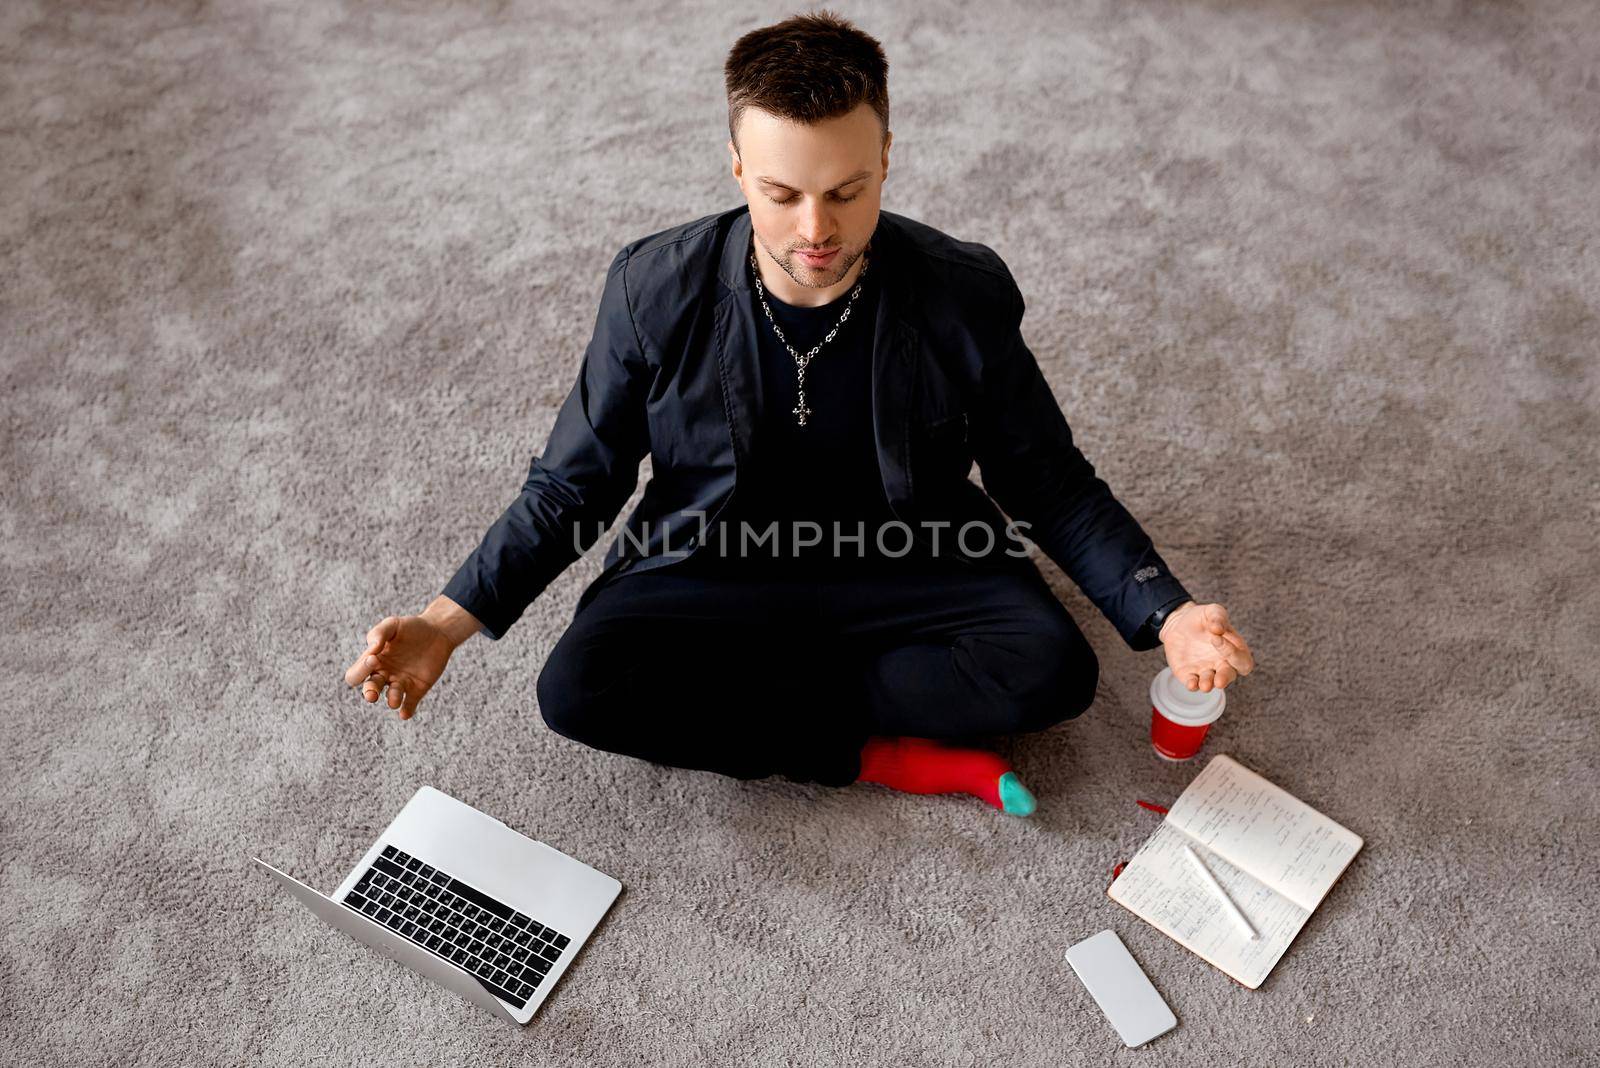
[{"xmin": 750, "ymin": 248, "xmax": 870, "ymax": 427}]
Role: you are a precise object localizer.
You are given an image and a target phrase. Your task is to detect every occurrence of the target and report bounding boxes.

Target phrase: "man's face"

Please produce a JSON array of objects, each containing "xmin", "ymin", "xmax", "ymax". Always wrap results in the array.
[{"xmin": 729, "ymin": 102, "xmax": 891, "ymax": 298}]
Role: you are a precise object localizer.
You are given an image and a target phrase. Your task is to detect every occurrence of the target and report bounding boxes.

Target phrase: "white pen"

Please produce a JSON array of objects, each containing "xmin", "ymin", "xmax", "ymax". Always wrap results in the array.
[{"xmin": 1183, "ymin": 844, "xmax": 1259, "ymax": 941}]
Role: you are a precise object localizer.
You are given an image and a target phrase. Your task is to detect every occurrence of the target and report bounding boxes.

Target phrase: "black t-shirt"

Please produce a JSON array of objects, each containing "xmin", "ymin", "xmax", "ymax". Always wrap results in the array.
[{"xmin": 679, "ymin": 260, "xmax": 937, "ymax": 576}]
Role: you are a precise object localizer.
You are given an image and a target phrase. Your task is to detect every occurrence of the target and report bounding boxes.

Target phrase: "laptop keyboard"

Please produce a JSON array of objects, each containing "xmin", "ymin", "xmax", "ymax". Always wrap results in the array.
[{"xmin": 340, "ymin": 844, "xmax": 571, "ymax": 1009}]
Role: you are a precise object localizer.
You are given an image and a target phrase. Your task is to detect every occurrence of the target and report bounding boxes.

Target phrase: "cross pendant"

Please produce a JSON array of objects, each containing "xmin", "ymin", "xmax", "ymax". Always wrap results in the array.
[{"xmin": 792, "ymin": 393, "xmax": 811, "ymax": 426}]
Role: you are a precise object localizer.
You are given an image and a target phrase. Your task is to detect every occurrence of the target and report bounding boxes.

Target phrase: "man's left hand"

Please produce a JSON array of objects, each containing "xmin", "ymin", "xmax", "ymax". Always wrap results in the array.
[{"xmin": 1159, "ymin": 601, "xmax": 1255, "ymax": 692}]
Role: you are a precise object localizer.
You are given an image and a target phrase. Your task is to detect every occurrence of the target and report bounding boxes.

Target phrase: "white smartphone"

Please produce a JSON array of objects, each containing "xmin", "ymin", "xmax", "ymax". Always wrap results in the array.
[{"xmin": 1064, "ymin": 930, "xmax": 1178, "ymax": 1047}]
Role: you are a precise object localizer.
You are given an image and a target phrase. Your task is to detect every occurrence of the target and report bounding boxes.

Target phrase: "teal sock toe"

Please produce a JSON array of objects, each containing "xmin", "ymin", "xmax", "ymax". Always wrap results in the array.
[{"xmin": 998, "ymin": 771, "xmax": 1037, "ymax": 817}]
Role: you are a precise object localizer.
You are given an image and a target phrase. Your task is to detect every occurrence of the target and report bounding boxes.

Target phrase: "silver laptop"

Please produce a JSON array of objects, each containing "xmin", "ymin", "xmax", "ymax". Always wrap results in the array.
[{"xmin": 254, "ymin": 785, "xmax": 622, "ymax": 1025}]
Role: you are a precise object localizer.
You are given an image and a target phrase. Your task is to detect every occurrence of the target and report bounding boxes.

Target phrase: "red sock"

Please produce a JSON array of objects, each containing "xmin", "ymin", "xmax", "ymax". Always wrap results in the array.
[{"xmin": 855, "ymin": 735, "xmax": 1012, "ymax": 809}]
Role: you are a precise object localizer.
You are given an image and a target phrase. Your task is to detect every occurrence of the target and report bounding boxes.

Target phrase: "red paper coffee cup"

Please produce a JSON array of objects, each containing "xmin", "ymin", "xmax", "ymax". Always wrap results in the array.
[{"xmin": 1149, "ymin": 666, "xmax": 1226, "ymax": 761}]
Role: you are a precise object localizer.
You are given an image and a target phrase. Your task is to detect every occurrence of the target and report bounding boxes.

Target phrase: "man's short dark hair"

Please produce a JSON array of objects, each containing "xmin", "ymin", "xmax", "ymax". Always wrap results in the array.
[{"xmin": 724, "ymin": 9, "xmax": 890, "ymax": 156}]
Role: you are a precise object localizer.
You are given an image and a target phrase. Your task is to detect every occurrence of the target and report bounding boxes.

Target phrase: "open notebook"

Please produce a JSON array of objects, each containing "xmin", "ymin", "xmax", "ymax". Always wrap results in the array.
[{"xmin": 1108, "ymin": 754, "xmax": 1363, "ymax": 989}]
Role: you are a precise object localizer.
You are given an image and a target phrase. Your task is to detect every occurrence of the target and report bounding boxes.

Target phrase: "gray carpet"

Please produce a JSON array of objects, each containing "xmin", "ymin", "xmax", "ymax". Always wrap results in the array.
[{"xmin": 3, "ymin": 2, "xmax": 1597, "ymax": 1064}]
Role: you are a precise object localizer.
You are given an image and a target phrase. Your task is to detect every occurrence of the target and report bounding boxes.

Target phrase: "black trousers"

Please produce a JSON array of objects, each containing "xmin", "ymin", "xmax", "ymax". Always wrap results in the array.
[{"xmin": 535, "ymin": 556, "xmax": 1100, "ymax": 788}]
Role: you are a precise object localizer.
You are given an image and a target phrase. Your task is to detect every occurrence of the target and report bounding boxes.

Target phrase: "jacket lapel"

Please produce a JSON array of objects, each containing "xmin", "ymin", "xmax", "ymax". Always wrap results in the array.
[
  {"xmin": 869, "ymin": 228, "xmax": 919, "ymax": 515},
  {"xmin": 714, "ymin": 208, "xmax": 920, "ymax": 513},
  {"xmin": 714, "ymin": 212, "xmax": 766, "ymax": 468}
]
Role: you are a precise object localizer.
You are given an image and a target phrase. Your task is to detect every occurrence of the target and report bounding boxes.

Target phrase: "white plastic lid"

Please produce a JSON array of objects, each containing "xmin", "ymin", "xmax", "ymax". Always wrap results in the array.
[{"xmin": 1150, "ymin": 666, "xmax": 1225, "ymax": 726}]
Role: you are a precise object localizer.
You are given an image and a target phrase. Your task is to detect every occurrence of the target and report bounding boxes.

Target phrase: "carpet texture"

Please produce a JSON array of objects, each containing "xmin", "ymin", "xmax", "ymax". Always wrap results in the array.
[{"xmin": 3, "ymin": 2, "xmax": 1597, "ymax": 1065}]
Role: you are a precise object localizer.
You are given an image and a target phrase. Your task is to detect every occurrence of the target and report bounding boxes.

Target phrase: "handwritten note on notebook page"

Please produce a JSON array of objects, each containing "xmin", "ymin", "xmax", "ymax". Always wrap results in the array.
[{"xmin": 1107, "ymin": 755, "xmax": 1363, "ymax": 989}]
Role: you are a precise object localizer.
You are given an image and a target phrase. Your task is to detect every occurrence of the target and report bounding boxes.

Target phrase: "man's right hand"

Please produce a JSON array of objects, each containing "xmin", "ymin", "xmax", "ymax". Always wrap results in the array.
[{"xmin": 343, "ymin": 596, "xmax": 483, "ymax": 720}]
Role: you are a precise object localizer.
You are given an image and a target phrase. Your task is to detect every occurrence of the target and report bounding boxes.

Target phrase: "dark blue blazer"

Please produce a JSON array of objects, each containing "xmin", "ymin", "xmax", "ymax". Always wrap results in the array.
[{"xmin": 443, "ymin": 205, "xmax": 1193, "ymax": 649}]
